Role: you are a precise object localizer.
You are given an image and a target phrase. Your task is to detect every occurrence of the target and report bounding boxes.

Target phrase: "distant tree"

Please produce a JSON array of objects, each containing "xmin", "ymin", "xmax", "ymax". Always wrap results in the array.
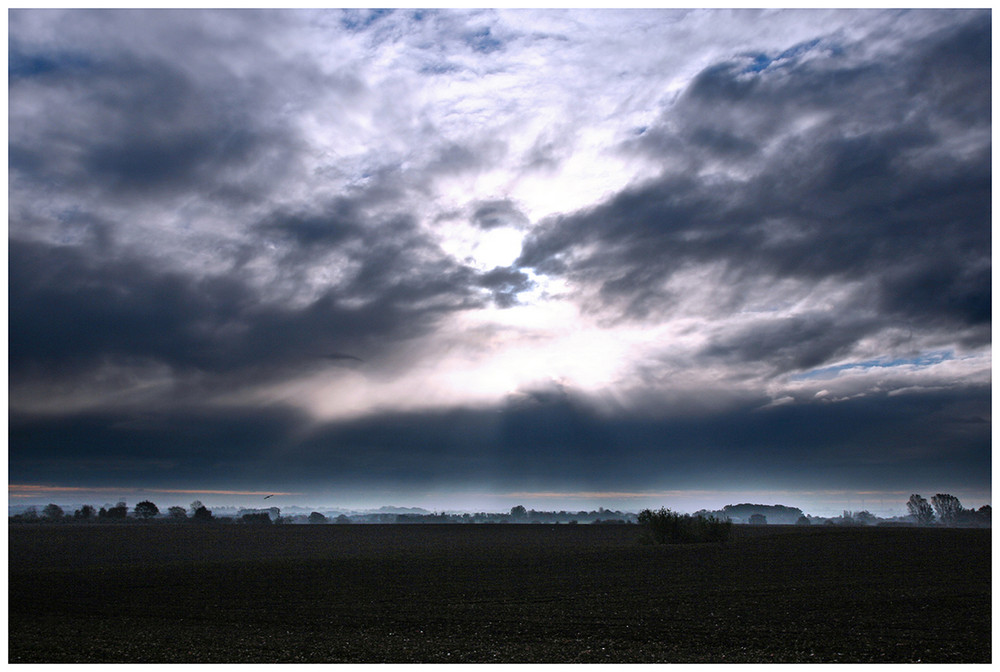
[
  {"xmin": 931, "ymin": 494, "xmax": 962, "ymax": 526},
  {"xmin": 308, "ymin": 512, "xmax": 328, "ymax": 524},
  {"xmin": 334, "ymin": 514, "xmax": 351, "ymax": 524},
  {"xmin": 105, "ymin": 503, "xmax": 128, "ymax": 518},
  {"xmin": 42, "ymin": 504, "xmax": 65, "ymax": 520},
  {"xmin": 952, "ymin": 504, "xmax": 992, "ymax": 528},
  {"xmin": 952, "ymin": 507, "xmax": 982, "ymax": 527},
  {"xmin": 795, "ymin": 515, "xmax": 811, "ymax": 526},
  {"xmin": 135, "ymin": 500, "xmax": 160, "ymax": 519},
  {"xmin": 854, "ymin": 510, "xmax": 878, "ymax": 526},
  {"xmin": 190, "ymin": 500, "xmax": 203, "ymax": 514},
  {"xmin": 168, "ymin": 506, "xmax": 187, "ymax": 519},
  {"xmin": 242, "ymin": 512, "xmax": 272, "ymax": 524},
  {"xmin": 510, "ymin": 505, "xmax": 527, "ymax": 520},
  {"xmin": 192, "ymin": 505, "xmax": 213, "ymax": 521},
  {"xmin": 13, "ymin": 507, "xmax": 38, "ymax": 521},
  {"xmin": 748, "ymin": 513, "xmax": 767, "ymax": 525},
  {"xmin": 74, "ymin": 504, "xmax": 96, "ymax": 520},
  {"xmin": 907, "ymin": 494, "xmax": 935, "ymax": 525}
]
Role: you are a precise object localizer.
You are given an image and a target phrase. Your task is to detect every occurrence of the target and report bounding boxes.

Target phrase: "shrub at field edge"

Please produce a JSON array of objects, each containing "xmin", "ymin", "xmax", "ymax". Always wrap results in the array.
[{"xmin": 637, "ymin": 507, "xmax": 732, "ymax": 544}]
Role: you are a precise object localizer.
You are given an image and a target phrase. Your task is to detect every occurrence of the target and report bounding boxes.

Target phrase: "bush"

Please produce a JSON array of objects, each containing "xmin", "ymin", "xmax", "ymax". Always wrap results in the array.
[{"xmin": 637, "ymin": 507, "xmax": 732, "ymax": 544}]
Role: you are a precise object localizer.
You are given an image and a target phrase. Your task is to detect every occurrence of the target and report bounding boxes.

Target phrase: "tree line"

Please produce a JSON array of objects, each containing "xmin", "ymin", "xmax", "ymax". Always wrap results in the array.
[
  {"xmin": 9, "ymin": 502, "xmax": 638, "ymax": 525},
  {"xmin": 11, "ymin": 500, "xmax": 214, "ymax": 522},
  {"xmin": 10, "ymin": 495, "xmax": 990, "ymax": 528},
  {"xmin": 906, "ymin": 493, "xmax": 990, "ymax": 527}
]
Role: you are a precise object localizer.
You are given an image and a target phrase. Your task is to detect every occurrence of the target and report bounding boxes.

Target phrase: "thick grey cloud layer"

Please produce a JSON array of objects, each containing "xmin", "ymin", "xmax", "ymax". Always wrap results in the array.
[
  {"xmin": 8, "ymin": 9, "xmax": 991, "ymax": 508},
  {"xmin": 519, "ymin": 13, "xmax": 990, "ymax": 372},
  {"xmin": 9, "ymin": 235, "xmax": 480, "ymax": 380},
  {"xmin": 10, "ymin": 384, "xmax": 989, "ymax": 497}
]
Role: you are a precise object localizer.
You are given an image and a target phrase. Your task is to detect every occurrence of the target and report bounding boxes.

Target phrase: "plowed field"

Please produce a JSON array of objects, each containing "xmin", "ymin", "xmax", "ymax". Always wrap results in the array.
[{"xmin": 8, "ymin": 523, "xmax": 990, "ymax": 662}]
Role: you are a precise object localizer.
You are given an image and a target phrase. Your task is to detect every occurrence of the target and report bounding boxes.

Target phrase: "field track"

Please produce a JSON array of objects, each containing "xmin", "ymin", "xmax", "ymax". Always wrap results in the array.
[{"xmin": 9, "ymin": 523, "xmax": 991, "ymax": 662}]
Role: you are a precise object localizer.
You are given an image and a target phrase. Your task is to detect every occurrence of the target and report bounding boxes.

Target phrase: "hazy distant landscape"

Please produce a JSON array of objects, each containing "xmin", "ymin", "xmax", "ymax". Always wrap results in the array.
[
  {"xmin": 9, "ymin": 523, "xmax": 990, "ymax": 663},
  {"xmin": 10, "ymin": 493, "xmax": 991, "ymax": 528}
]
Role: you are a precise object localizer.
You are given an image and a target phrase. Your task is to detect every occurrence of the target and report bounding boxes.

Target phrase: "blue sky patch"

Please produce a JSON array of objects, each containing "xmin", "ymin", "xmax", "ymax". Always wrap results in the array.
[
  {"xmin": 339, "ymin": 8, "xmax": 393, "ymax": 32},
  {"xmin": 740, "ymin": 38, "xmax": 823, "ymax": 74},
  {"xmin": 465, "ymin": 27, "xmax": 504, "ymax": 54},
  {"xmin": 9, "ymin": 49, "xmax": 92, "ymax": 81},
  {"xmin": 791, "ymin": 351, "xmax": 955, "ymax": 381}
]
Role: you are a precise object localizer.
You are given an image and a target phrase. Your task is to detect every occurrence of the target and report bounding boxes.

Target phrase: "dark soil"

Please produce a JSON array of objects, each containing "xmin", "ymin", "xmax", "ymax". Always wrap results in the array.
[{"xmin": 8, "ymin": 523, "xmax": 991, "ymax": 662}]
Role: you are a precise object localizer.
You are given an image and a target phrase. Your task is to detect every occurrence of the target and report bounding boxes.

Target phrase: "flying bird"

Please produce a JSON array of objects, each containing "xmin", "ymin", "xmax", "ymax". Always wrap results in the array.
[{"xmin": 263, "ymin": 494, "xmax": 274, "ymax": 500}]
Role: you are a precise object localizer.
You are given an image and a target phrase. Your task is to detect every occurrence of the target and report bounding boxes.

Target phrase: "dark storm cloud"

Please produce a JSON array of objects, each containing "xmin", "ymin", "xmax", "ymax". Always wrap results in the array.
[
  {"xmin": 9, "ymin": 12, "xmax": 527, "ymax": 393},
  {"xmin": 11, "ymin": 53, "xmax": 258, "ymax": 200},
  {"xmin": 10, "ymin": 383, "xmax": 989, "ymax": 494},
  {"xmin": 256, "ymin": 199, "xmax": 367, "ymax": 249},
  {"xmin": 10, "ymin": 238, "xmax": 240, "ymax": 377},
  {"xmin": 9, "ymin": 406, "xmax": 306, "ymax": 488},
  {"xmin": 701, "ymin": 313, "xmax": 878, "ymax": 374},
  {"xmin": 518, "ymin": 12, "xmax": 991, "ymax": 372},
  {"xmin": 475, "ymin": 266, "xmax": 536, "ymax": 308},
  {"xmin": 10, "ymin": 202, "xmax": 529, "ymax": 387},
  {"xmin": 470, "ymin": 199, "xmax": 529, "ymax": 230},
  {"xmin": 7, "ymin": 9, "xmax": 990, "ymax": 506},
  {"xmin": 911, "ymin": 14, "xmax": 991, "ymax": 125},
  {"xmin": 8, "ymin": 235, "xmax": 486, "ymax": 384},
  {"xmin": 8, "ymin": 11, "xmax": 361, "ymax": 209},
  {"xmin": 8, "ymin": 46, "xmax": 93, "ymax": 81}
]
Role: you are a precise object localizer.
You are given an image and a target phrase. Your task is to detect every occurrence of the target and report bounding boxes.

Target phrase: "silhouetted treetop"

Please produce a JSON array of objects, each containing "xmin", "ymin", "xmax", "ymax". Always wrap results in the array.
[
  {"xmin": 907, "ymin": 494, "xmax": 935, "ymax": 525},
  {"xmin": 135, "ymin": 500, "xmax": 159, "ymax": 519},
  {"xmin": 42, "ymin": 503, "xmax": 64, "ymax": 520}
]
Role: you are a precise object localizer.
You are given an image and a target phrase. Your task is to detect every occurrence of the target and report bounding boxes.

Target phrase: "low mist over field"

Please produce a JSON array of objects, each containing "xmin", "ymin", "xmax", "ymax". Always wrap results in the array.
[{"xmin": 9, "ymin": 9, "xmax": 990, "ymax": 513}]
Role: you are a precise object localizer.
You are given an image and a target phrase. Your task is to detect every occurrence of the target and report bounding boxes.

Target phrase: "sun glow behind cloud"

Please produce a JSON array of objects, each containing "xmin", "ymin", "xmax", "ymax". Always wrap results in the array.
[
  {"xmin": 8, "ymin": 9, "xmax": 990, "ymax": 507},
  {"xmin": 436, "ymin": 221, "xmax": 525, "ymax": 270},
  {"xmin": 244, "ymin": 298, "xmax": 659, "ymax": 422}
]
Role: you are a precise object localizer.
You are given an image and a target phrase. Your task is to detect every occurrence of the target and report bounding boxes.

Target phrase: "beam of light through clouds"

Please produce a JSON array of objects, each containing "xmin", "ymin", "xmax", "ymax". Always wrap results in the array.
[{"xmin": 8, "ymin": 9, "xmax": 991, "ymax": 514}]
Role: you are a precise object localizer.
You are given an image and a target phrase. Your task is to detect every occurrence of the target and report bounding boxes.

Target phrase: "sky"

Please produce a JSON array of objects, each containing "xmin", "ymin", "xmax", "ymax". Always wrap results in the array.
[{"xmin": 8, "ymin": 8, "xmax": 992, "ymax": 517}]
